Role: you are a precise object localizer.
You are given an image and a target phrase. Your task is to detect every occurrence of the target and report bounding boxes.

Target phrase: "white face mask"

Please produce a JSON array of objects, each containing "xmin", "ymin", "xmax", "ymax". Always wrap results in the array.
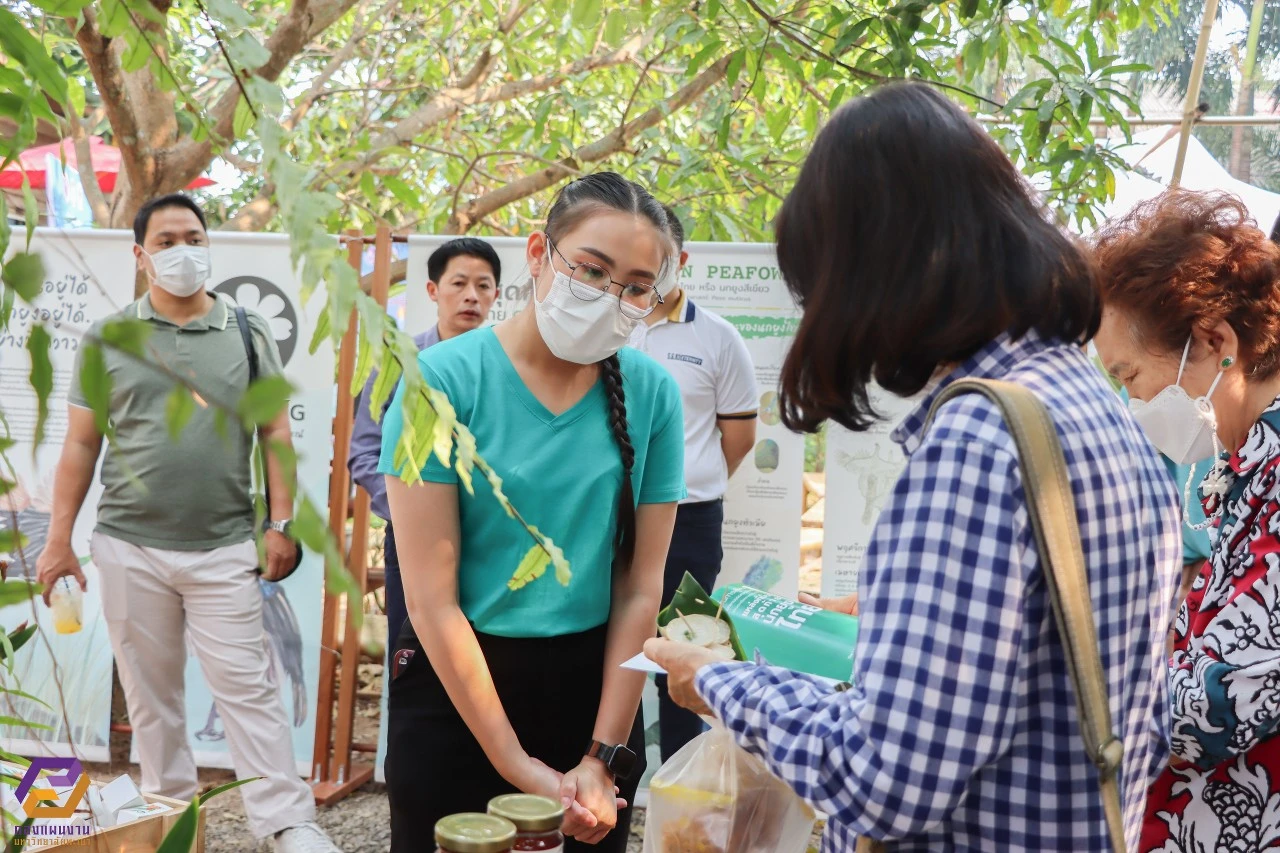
[
  {"xmin": 656, "ymin": 259, "xmax": 681, "ymax": 299},
  {"xmin": 144, "ymin": 244, "xmax": 211, "ymax": 297},
  {"xmin": 1129, "ymin": 337, "xmax": 1227, "ymax": 466},
  {"xmin": 534, "ymin": 270, "xmax": 639, "ymax": 364}
]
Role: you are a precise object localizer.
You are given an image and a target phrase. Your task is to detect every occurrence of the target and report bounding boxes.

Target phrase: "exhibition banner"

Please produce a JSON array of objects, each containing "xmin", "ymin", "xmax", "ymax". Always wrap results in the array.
[
  {"xmin": 0, "ymin": 229, "xmax": 134, "ymax": 761},
  {"xmin": 2, "ymin": 229, "xmax": 331, "ymax": 773}
]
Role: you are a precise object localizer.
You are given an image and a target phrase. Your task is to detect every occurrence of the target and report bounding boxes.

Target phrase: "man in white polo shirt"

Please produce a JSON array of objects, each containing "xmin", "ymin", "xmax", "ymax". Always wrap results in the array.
[{"xmin": 631, "ymin": 206, "xmax": 758, "ymax": 761}]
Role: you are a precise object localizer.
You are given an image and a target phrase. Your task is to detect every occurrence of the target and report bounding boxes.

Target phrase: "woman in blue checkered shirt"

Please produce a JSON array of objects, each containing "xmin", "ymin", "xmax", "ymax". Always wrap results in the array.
[{"xmin": 646, "ymin": 81, "xmax": 1183, "ymax": 852}]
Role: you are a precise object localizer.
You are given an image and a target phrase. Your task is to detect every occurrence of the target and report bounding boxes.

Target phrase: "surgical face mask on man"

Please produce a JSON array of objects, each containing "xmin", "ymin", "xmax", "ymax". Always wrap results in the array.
[
  {"xmin": 533, "ymin": 269, "xmax": 639, "ymax": 364},
  {"xmin": 143, "ymin": 244, "xmax": 212, "ymax": 298},
  {"xmin": 1128, "ymin": 336, "xmax": 1231, "ymax": 466}
]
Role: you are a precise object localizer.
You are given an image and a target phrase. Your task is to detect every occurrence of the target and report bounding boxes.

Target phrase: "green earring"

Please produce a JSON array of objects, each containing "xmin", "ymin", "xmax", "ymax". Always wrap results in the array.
[{"xmin": 1221, "ymin": 356, "xmax": 1235, "ymax": 369}]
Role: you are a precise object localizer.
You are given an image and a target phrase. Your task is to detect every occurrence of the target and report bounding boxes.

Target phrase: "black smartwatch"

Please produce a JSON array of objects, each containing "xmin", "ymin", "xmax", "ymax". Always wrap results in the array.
[{"xmin": 585, "ymin": 740, "xmax": 637, "ymax": 781}]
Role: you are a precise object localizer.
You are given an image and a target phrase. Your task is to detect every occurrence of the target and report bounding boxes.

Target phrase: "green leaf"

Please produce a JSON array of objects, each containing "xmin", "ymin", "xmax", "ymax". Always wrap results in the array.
[
  {"xmin": 66, "ymin": 78, "xmax": 86, "ymax": 118},
  {"xmin": 829, "ymin": 83, "xmax": 848, "ymax": 110},
  {"xmin": 381, "ymin": 176, "xmax": 418, "ymax": 210},
  {"xmin": 28, "ymin": 0, "xmax": 93, "ymax": 12},
  {"xmin": 726, "ymin": 49, "xmax": 746, "ymax": 88},
  {"xmin": 0, "ymin": 582, "xmax": 38, "ymax": 610},
  {"xmin": 154, "ymin": 798, "xmax": 199, "ymax": 853},
  {"xmin": 453, "ymin": 424, "xmax": 477, "ymax": 495},
  {"xmin": 238, "ymin": 375, "xmax": 293, "ymax": 427},
  {"xmin": 0, "ymin": 194, "xmax": 10, "ymax": 260},
  {"xmin": 204, "ymin": 0, "xmax": 255, "ymax": 28},
  {"xmin": 77, "ymin": 343, "xmax": 114, "ymax": 435},
  {"xmin": 570, "ymin": 0, "xmax": 601, "ymax": 27},
  {"xmin": 0, "ymin": 717, "xmax": 53, "ymax": 732},
  {"xmin": 658, "ymin": 572, "xmax": 748, "ymax": 661},
  {"xmin": 233, "ymin": 95, "xmax": 256, "ymax": 139},
  {"xmin": 0, "ymin": 688, "xmax": 50, "ymax": 711},
  {"xmin": 226, "ymin": 32, "xmax": 271, "ymax": 70},
  {"xmin": 963, "ymin": 38, "xmax": 984, "ymax": 80},
  {"xmin": 198, "ymin": 776, "xmax": 261, "ymax": 805},
  {"xmin": 4, "ymin": 816, "xmax": 35, "ymax": 853},
  {"xmin": 97, "ymin": 0, "xmax": 131, "ymax": 37},
  {"xmin": 98, "ymin": 316, "xmax": 151, "ymax": 356},
  {"xmin": 7, "ymin": 625, "xmax": 35, "ymax": 659},
  {"xmin": 2, "ymin": 253, "xmax": 44, "ymax": 303},
  {"xmin": 123, "ymin": 0, "xmax": 165, "ymax": 24},
  {"xmin": 120, "ymin": 31, "xmax": 152, "ymax": 73},
  {"xmin": 0, "ymin": 629, "xmax": 16, "ymax": 676},
  {"xmin": 27, "ymin": 326, "xmax": 52, "ymax": 450},
  {"xmin": 508, "ymin": 543, "xmax": 551, "ymax": 591},
  {"xmin": 686, "ymin": 41, "xmax": 723, "ymax": 78},
  {"xmin": 603, "ymin": 10, "xmax": 626, "ymax": 45},
  {"xmin": 21, "ymin": 177, "xmax": 37, "ymax": 248},
  {"xmin": 0, "ymin": 7, "xmax": 69, "ymax": 105},
  {"xmin": 165, "ymin": 386, "xmax": 196, "ymax": 441}
]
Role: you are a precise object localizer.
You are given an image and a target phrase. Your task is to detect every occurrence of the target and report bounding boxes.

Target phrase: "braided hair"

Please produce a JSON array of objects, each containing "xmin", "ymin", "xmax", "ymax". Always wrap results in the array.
[{"xmin": 543, "ymin": 173, "xmax": 674, "ymax": 570}]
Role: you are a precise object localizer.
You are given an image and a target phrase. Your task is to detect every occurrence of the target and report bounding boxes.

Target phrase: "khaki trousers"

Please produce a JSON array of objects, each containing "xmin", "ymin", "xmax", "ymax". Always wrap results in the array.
[{"xmin": 91, "ymin": 532, "xmax": 314, "ymax": 839}]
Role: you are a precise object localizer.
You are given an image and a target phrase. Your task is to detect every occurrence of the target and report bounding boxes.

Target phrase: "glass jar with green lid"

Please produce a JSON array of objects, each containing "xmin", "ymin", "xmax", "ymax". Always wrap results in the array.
[
  {"xmin": 435, "ymin": 813, "xmax": 517, "ymax": 853},
  {"xmin": 487, "ymin": 794, "xmax": 565, "ymax": 851}
]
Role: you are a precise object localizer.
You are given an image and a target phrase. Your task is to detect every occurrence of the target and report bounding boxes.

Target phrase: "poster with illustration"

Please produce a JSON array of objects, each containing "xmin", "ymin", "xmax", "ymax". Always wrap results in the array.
[
  {"xmin": 681, "ymin": 243, "xmax": 804, "ymax": 599},
  {"xmin": 0, "ymin": 229, "xmax": 135, "ymax": 761},
  {"xmin": 821, "ymin": 387, "xmax": 917, "ymax": 599}
]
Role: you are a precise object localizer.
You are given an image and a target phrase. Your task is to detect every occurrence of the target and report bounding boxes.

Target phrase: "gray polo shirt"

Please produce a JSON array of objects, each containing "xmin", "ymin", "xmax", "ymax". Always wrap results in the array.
[{"xmin": 68, "ymin": 293, "xmax": 283, "ymax": 551}]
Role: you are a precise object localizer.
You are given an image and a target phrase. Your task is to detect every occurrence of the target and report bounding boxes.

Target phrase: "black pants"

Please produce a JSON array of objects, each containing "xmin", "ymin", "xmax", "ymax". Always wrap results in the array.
[
  {"xmin": 381, "ymin": 521, "xmax": 408, "ymax": 661},
  {"xmin": 655, "ymin": 499, "xmax": 725, "ymax": 762},
  {"xmin": 386, "ymin": 621, "xmax": 645, "ymax": 853}
]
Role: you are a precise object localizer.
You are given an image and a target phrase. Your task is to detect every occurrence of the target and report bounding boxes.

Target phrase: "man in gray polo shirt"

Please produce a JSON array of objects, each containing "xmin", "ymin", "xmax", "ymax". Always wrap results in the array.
[{"xmin": 35, "ymin": 194, "xmax": 339, "ymax": 853}]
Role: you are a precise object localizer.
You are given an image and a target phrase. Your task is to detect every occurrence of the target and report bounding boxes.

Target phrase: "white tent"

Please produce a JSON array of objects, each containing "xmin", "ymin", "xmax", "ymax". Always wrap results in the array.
[{"xmin": 1101, "ymin": 128, "xmax": 1280, "ymax": 232}]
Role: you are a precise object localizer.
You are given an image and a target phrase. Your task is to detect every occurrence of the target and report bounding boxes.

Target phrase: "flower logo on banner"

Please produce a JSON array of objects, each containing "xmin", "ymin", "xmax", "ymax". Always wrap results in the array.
[{"xmin": 213, "ymin": 276, "xmax": 300, "ymax": 367}]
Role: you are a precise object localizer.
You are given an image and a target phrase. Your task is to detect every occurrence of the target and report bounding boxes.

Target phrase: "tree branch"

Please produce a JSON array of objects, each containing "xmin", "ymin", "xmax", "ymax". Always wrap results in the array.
[
  {"xmin": 73, "ymin": 9, "xmax": 146, "ymax": 196},
  {"xmin": 167, "ymin": 0, "xmax": 361, "ymax": 184},
  {"xmin": 348, "ymin": 37, "xmax": 644, "ymax": 176},
  {"xmin": 220, "ymin": 185, "xmax": 277, "ymax": 231},
  {"xmin": 449, "ymin": 54, "xmax": 733, "ymax": 233},
  {"xmin": 66, "ymin": 109, "xmax": 111, "ymax": 228}
]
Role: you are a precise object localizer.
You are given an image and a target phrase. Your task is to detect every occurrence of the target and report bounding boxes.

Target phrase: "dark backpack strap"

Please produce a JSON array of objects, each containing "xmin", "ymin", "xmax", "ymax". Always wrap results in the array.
[{"xmin": 234, "ymin": 306, "xmax": 259, "ymax": 384}]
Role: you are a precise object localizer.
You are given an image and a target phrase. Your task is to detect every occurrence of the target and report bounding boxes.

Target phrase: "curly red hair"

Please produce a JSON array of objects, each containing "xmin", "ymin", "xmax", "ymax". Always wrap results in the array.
[{"xmin": 1093, "ymin": 189, "xmax": 1280, "ymax": 378}]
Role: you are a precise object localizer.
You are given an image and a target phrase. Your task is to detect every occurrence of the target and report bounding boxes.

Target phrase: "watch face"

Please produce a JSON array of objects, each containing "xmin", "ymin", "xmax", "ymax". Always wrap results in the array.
[{"xmin": 609, "ymin": 745, "xmax": 637, "ymax": 781}]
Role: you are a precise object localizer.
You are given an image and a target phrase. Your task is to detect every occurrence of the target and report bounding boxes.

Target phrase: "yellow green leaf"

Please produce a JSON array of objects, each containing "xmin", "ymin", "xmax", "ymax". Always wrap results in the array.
[{"xmin": 508, "ymin": 543, "xmax": 551, "ymax": 591}]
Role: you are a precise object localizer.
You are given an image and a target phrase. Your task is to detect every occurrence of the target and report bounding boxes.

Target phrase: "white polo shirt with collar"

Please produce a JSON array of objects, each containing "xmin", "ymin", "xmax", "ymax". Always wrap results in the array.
[{"xmin": 628, "ymin": 289, "xmax": 758, "ymax": 504}]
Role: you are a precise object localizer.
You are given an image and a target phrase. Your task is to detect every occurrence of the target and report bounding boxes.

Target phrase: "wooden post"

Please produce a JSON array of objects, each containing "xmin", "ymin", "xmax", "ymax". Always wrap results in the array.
[
  {"xmin": 310, "ymin": 229, "xmax": 375, "ymax": 804},
  {"xmin": 326, "ymin": 223, "xmax": 392, "ymax": 797},
  {"xmin": 1171, "ymin": 0, "xmax": 1220, "ymax": 187}
]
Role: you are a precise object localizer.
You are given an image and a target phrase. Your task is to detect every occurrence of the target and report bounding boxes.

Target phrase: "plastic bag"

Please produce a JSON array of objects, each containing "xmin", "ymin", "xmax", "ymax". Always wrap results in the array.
[{"xmin": 643, "ymin": 723, "xmax": 815, "ymax": 853}]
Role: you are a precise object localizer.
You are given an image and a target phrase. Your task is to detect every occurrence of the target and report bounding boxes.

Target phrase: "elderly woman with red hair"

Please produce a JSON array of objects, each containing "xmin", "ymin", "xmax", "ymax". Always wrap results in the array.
[{"xmin": 1093, "ymin": 189, "xmax": 1280, "ymax": 851}]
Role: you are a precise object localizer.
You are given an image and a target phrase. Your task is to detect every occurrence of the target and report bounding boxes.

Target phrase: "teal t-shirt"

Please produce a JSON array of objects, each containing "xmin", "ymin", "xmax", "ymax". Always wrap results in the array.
[
  {"xmin": 1164, "ymin": 458, "xmax": 1213, "ymax": 563},
  {"xmin": 378, "ymin": 328, "xmax": 687, "ymax": 638}
]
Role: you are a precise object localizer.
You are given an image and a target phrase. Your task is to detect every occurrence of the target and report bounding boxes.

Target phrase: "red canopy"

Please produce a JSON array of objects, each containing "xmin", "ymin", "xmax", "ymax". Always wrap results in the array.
[{"xmin": 0, "ymin": 136, "xmax": 215, "ymax": 192}]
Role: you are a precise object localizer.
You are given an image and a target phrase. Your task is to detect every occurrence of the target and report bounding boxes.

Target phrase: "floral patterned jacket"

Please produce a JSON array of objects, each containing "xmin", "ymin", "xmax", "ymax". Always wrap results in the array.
[{"xmin": 1143, "ymin": 398, "xmax": 1280, "ymax": 852}]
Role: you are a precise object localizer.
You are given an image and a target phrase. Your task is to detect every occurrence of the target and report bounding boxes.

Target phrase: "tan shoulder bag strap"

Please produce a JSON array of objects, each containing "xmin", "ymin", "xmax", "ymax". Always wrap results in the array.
[{"xmin": 856, "ymin": 378, "xmax": 1125, "ymax": 853}]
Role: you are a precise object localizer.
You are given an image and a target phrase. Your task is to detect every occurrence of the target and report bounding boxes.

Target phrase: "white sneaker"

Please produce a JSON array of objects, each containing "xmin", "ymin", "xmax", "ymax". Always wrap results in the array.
[{"xmin": 273, "ymin": 821, "xmax": 341, "ymax": 853}]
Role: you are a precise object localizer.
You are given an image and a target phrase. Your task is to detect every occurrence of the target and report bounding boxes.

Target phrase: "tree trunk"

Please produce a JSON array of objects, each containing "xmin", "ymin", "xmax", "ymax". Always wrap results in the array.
[{"xmin": 1230, "ymin": 0, "xmax": 1267, "ymax": 181}]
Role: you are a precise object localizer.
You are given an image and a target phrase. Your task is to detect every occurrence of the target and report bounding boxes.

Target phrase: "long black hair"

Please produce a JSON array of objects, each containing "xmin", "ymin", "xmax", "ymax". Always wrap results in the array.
[
  {"xmin": 775, "ymin": 82, "xmax": 1100, "ymax": 433},
  {"xmin": 542, "ymin": 172, "xmax": 673, "ymax": 570}
]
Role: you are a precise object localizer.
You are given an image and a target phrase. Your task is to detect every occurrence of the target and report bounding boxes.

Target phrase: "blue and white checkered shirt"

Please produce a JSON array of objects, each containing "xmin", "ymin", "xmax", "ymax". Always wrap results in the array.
[{"xmin": 696, "ymin": 332, "xmax": 1181, "ymax": 852}]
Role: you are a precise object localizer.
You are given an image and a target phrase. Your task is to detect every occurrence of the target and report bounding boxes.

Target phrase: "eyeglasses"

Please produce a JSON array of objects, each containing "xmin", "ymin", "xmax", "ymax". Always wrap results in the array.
[{"xmin": 547, "ymin": 240, "xmax": 664, "ymax": 320}]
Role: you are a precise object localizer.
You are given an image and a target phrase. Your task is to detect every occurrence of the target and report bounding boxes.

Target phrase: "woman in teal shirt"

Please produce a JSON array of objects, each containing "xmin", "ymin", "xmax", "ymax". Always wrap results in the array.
[{"xmin": 379, "ymin": 173, "xmax": 684, "ymax": 851}]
